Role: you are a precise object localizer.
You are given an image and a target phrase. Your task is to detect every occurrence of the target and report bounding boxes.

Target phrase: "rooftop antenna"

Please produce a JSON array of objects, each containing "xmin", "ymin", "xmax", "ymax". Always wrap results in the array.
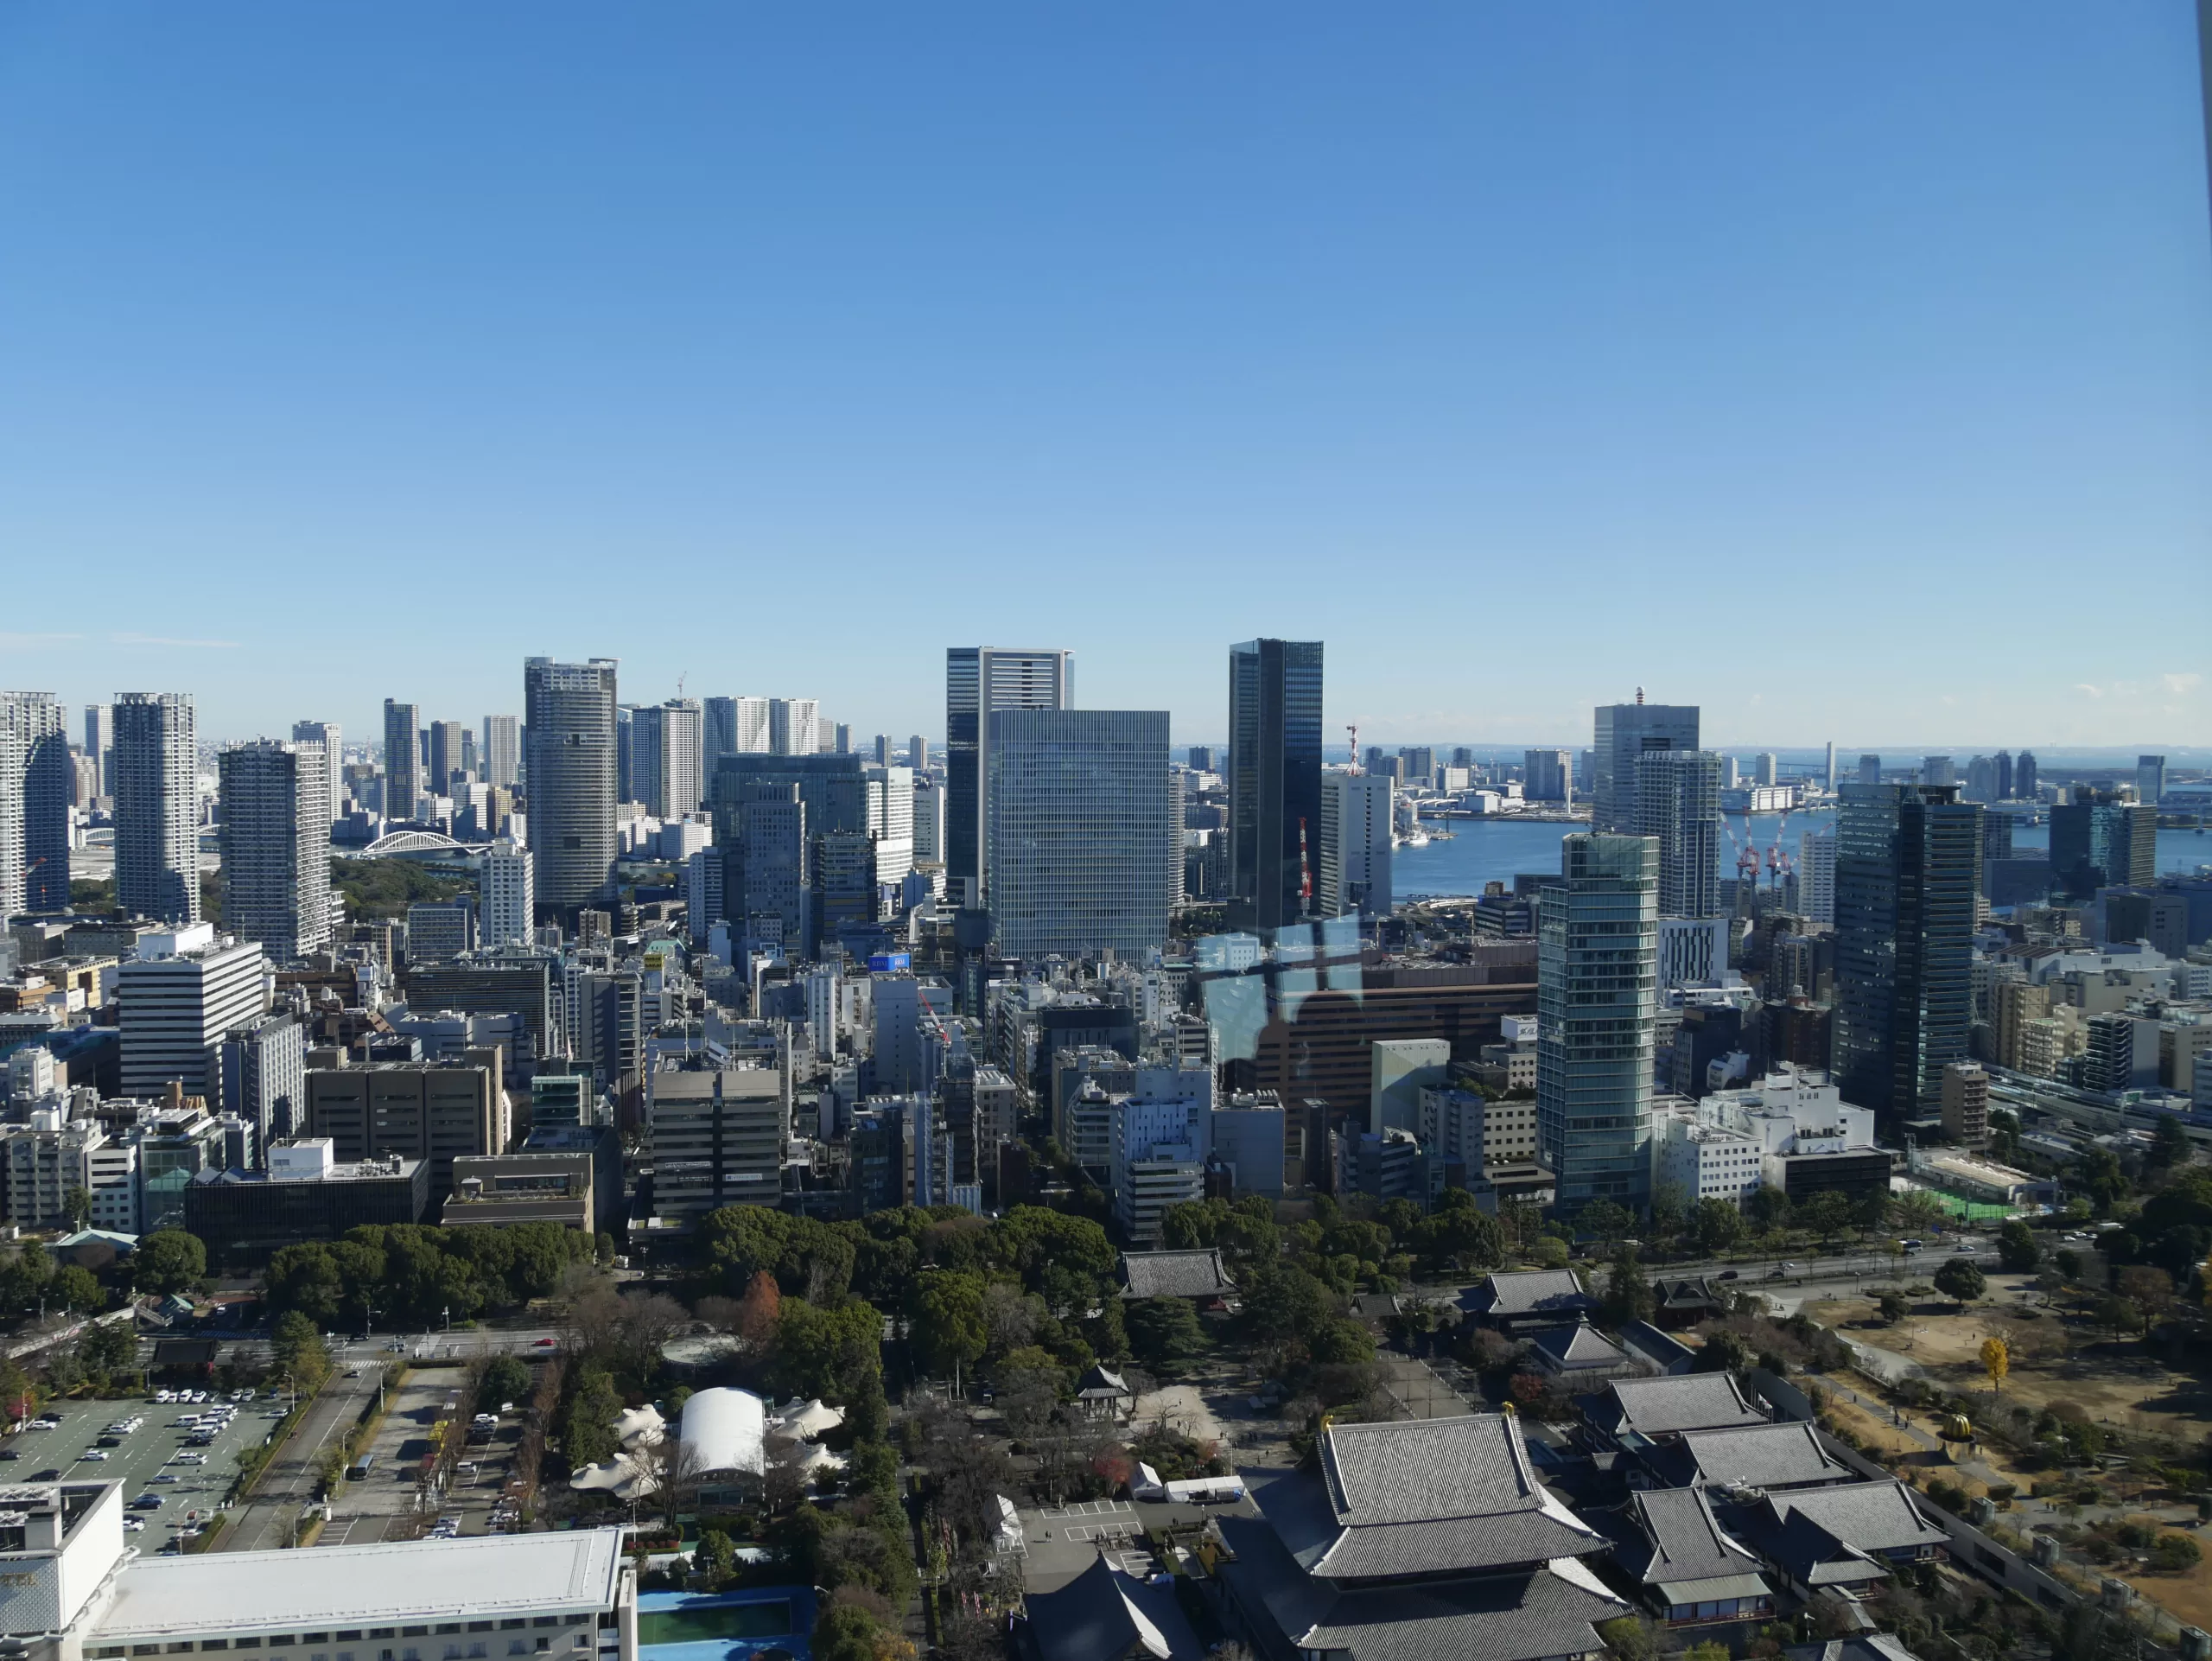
[
  {"xmin": 1635, "ymin": 686, "xmax": 1645, "ymax": 705},
  {"xmin": 1346, "ymin": 722, "xmax": 1359, "ymax": 773}
]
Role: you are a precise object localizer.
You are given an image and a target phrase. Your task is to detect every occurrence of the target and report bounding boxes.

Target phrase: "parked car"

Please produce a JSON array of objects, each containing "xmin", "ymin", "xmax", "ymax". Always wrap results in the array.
[
  {"xmin": 0, "ymin": 1450, "xmax": 22, "ymax": 1462},
  {"xmin": 79, "ymin": 1450, "xmax": 109, "ymax": 1462},
  {"xmin": 122, "ymin": 1517, "xmax": 145, "ymax": 1532},
  {"xmin": 29, "ymin": 1469, "xmax": 60, "ymax": 1481},
  {"xmin": 130, "ymin": 1495, "xmax": 163, "ymax": 1511}
]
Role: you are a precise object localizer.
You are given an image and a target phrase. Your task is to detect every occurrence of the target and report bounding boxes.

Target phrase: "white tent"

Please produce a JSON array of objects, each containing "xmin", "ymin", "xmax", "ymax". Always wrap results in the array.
[
  {"xmin": 769, "ymin": 1397, "xmax": 845, "ymax": 1441},
  {"xmin": 613, "ymin": 1404, "xmax": 665, "ymax": 1450},
  {"xmin": 568, "ymin": 1452, "xmax": 658, "ymax": 1502},
  {"xmin": 679, "ymin": 1387, "xmax": 766, "ymax": 1478}
]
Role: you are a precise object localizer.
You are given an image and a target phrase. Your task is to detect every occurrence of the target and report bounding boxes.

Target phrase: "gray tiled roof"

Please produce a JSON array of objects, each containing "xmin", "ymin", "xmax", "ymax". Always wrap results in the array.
[
  {"xmin": 1118, "ymin": 1249, "xmax": 1237, "ymax": 1301},
  {"xmin": 1609, "ymin": 1487, "xmax": 1767, "ymax": 1588},
  {"xmin": 1763, "ymin": 1480, "xmax": 1948, "ymax": 1556},
  {"xmin": 1588, "ymin": 1372, "xmax": 1769, "ymax": 1438},
  {"xmin": 1465, "ymin": 1268, "xmax": 1591, "ymax": 1318},
  {"xmin": 1254, "ymin": 1414, "xmax": 1604, "ymax": 1580},
  {"xmin": 1786, "ymin": 1637, "xmax": 1923, "ymax": 1661},
  {"xmin": 1215, "ymin": 1510, "xmax": 1629, "ymax": 1661},
  {"xmin": 1020, "ymin": 1553, "xmax": 1205, "ymax": 1661},
  {"xmin": 1529, "ymin": 1322, "xmax": 1630, "ymax": 1370},
  {"xmin": 1656, "ymin": 1422, "xmax": 1853, "ymax": 1492}
]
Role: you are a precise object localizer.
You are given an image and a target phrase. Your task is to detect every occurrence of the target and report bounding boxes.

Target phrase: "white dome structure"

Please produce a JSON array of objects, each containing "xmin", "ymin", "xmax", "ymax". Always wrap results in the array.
[{"xmin": 679, "ymin": 1387, "xmax": 766, "ymax": 1480}]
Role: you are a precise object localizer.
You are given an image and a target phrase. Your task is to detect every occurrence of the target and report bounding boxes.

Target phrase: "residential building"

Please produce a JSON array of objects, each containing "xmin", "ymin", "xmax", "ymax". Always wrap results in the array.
[
  {"xmin": 186, "ymin": 1140, "xmax": 429, "ymax": 1266},
  {"xmin": 219, "ymin": 1010, "xmax": 306, "ymax": 1155},
  {"xmin": 1798, "ymin": 824, "xmax": 1837, "ymax": 925},
  {"xmin": 407, "ymin": 901, "xmax": 475, "ymax": 965},
  {"xmin": 482, "ymin": 712, "xmax": 521, "ymax": 790},
  {"xmin": 0, "ymin": 1113, "xmax": 105, "ymax": 1230},
  {"xmin": 304, "ymin": 1056, "xmax": 506, "ymax": 1202},
  {"xmin": 0, "ymin": 717, "xmax": 22, "ymax": 919},
  {"xmin": 1592, "ymin": 697, "xmax": 1700, "ymax": 834},
  {"xmin": 630, "ymin": 698, "xmax": 705, "ymax": 818},
  {"xmin": 862, "ymin": 762, "xmax": 915, "ymax": 881},
  {"xmin": 1524, "ymin": 748, "xmax": 1573, "ymax": 804},
  {"xmin": 2017, "ymin": 750, "xmax": 2038, "ymax": 798},
  {"xmin": 381, "ymin": 699, "xmax": 423, "ymax": 821},
  {"xmin": 702, "ymin": 695, "xmax": 770, "ymax": 761},
  {"xmin": 1939, "ymin": 1059, "xmax": 1989, "ymax": 1148},
  {"xmin": 287, "ymin": 720, "xmax": 344, "ymax": 822},
  {"xmin": 1635, "ymin": 749, "xmax": 1722, "ymax": 920},
  {"xmin": 482, "ymin": 840, "xmax": 535, "ymax": 946},
  {"xmin": 1834, "ymin": 783, "xmax": 1980, "ymax": 1120},
  {"xmin": 1537, "ymin": 833, "xmax": 1659, "ymax": 1210},
  {"xmin": 1319, "ymin": 769, "xmax": 1393, "ymax": 921},
  {"xmin": 524, "ymin": 657, "xmax": 620, "ymax": 908},
  {"xmin": 944, "ymin": 646, "xmax": 1073, "ymax": 907},
  {"xmin": 112, "ymin": 692, "xmax": 200, "ymax": 925},
  {"xmin": 118, "ymin": 926, "xmax": 269, "ymax": 1098},
  {"xmin": 649, "ymin": 1063, "xmax": 787, "ymax": 1217},
  {"xmin": 83, "ymin": 702, "xmax": 114, "ymax": 799},
  {"xmin": 218, "ymin": 740, "xmax": 332, "ymax": 961},
  {"xmin": 87, "ymin": 1137, "xmax": 140, "ymax": 1233},
  {"xmin": 1226, "ymin": 638, "xmax": 1324, "ymax": 933},
  {"xmin": 766, "ymin": 697, "xmax": 819, "ymax": 757},
  {"xmin": 1, "ymin": 692, "xmax": 69, "ymax": 912},
  {"xmin": 429, "ymin": 718, "xmax": 467, "ymax": 794},
  {"xmin": 986, "ymin": 708, "xmax": 1171, "ymax": 961}
]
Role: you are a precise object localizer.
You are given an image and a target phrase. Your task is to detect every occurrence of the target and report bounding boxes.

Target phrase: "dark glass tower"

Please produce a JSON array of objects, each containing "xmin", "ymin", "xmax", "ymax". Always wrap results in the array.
[
  {"xmin": 523, "ymin": 658, "xmax": 619, "ymax": 910},
  {"xmin": 1227, "ymin": 639, "xmax": 1324, "ymax": 934},
  {"xmin": 2049, "ymin": 787, "xmax": 2156, "ymax": 901},
  {"xmin": 1833, "ymin": 783, "xmax": 1981, "ymax": 1120},
  {"xmin": 944, "ymin": 647, "xmax": 1073, "ymax": 909}
]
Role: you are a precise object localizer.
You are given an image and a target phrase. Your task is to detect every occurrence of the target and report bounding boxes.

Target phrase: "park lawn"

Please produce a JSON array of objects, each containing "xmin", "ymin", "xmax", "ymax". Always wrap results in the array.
[
  {"xmin": 2120, "ymin": 1542, "xmax": 2212, "ymax": 1633},
  {"xmin": 1806, "ymin": 1289, "xmax": 2212, "ymax": 1445}
]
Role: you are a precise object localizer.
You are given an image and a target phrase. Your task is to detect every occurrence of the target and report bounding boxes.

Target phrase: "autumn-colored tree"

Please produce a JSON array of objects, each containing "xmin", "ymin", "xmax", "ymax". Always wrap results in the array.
[
  {"xmin": 1980, "ymin": 1335, "xmax": 2009, "ymax": 1397},
  {"xmin": 737, "ymin": 1270, "xmax": 782, "ymax": 1351}
]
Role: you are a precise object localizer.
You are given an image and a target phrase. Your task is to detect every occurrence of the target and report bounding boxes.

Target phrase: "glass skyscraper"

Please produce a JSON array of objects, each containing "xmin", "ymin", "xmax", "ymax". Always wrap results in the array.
[
  {"xmin": 1536, "ymin": 833, "xmax": 1658, "ymax": 1211},
  {"xmin": 1833, "ymin": 782, "xmax": 1981, "ymax": 1120},
  {"xmin": 986, "ymin": 708, "xmax": 1170, "ymax": 961},
  {"xmin": 2049, "ymin": 787, "xmax": 2155, "ymax": 901},
  {"xmin": 1592, "ymin": 698, "xmax": 1699, "ymax": 834},
  {"xmin": 1633, "ymin": 748, "xmax": 1722, "ymax": 920},
  {"xmin": 1227, "ymin": 638, "xmax": 1323, "ymax": 934},
  {"xmin": 944, "ymin": 647, "xmax": 1073, "ymax": 910},
  {"xmin": 523, "ymin": 658, "xmax": 619, "ymax": 909}
]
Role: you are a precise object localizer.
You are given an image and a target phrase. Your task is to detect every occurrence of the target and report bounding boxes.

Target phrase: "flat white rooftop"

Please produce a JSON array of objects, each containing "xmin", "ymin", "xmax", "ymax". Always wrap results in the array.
[{"xmin": 91, "ymin": 1530, "xmax": 626, "ymax": 1639}]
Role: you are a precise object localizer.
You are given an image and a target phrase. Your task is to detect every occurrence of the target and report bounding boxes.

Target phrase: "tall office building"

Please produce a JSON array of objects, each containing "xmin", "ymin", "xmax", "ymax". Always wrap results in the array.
[
  {"xmin": 870, "ymin": 735, "xmax": 893, "ymax": 767},
  {"xmin": 1166, "ymin": 767, "xmax": 1187, "ymax": 907},
  {"xmin": 83, "ymin": 703, "xmax": 114, "ymax": 799},
  {"xmin": 945, "ymin": 647, "xmax": 1074, "ymax": 908},
  {"xmin": 1227, "ymin": 639, "xmax": 1324, "ymax": 933},
  {"xmin": 1798, "ymin": 824, "xmax": 1838, "ymax": 925},
  {"xmin": 1857, "ymin": 754, "xmax": 1881, "ymax": 786},
  {"xmin": 524, "ymin": 657, "xmax": 620, "ymax": 909},
  {"xmin": 986, "ymin": 708, "xmax": 1171, "ymax": 961},
  {"xmin": 1993, "ymin": 750, "xmax": 2013, "ymax": 801},
  {"xmin": 482, "ymin": 714, "xmax": 521, "ymax": 790},
  {"xmin": 0, "ymin": 693, "xmax": 69, "ymax": 912},
  {"xmin": 289, "ymin": 721, "xmax": 344, "ymax": 822},
  {"xmin": 1833, "ymin": 783, "xmax": 1981, "ymax": 1120},
  {"xmin": 726, "ymin": 782, "xmax": 810, "ymax": 954},
  {"xmin": 113, "ymin": 692, "xmax": 200, "ymax": 925},
  {"xmin": 1536, "ymin": 833, "xmax": 1658, "ymax": 1211},
  {"xmin": 631, "ymin": 698, "xmax": 705, "ymax": 818},
  {"xmin": 912, "ymin": 775, "xmax": 944, "ymax": 866},
  {"xmin": 1823, "ymin": 741, "xmax": 1836, "ymax": 792},
  {"xmin": 767, "ymin": 698, "xmax": 820, "ymax": 757},
  {"xmin": 1591, "ymin": 697, "xmax": 1699, "ymax": 834},
  {"xmin": 1634, "ymin": 749, "xmax": 1722, "ymax": 921},
  {"xmin": 481, "ymin": 840, "xmax": 535, "ymax": 947},
  {"xmin": 2050, "ymin": 787, "xmax": 2157, "ymax": 901},
  {"xmin": 2139, "ymin": 755, "xmax": 2168, "ymax": 805},
  {"xmin": 382, "ymin": 699, "xmax": 423, "ymax": 822},
  {"xmin": 1319, "ymin": 770, "xmax": 1393, "ymax": 922},
  {"xmin": 1922, "ymin": 755, "xmax": 1957, "ymax": 788},
  {"xmin": 118, "ymin": 925, "xmax": 270, "ymax": 1098},
  {"xmin": 1523, "ymin": 748, "xmax": 1572, "ymax": 805},
  {"xmin": 909, "ymin": 734, "xmax": 928, "ymax": 770},
  {"xmin": 1752, "ymin": 753, "xmax": 1778, "ymax": 788},
  {"xmin": 218, "ymin": 740, "xmax": 332, "ymax": 961},
  {"xmin": 429, "ymin": 720, "xmax": 468, "ymax": 795},
  {"xmin": 2016, "ymin": 751, "xmax": 2038, "ymax": 800}
]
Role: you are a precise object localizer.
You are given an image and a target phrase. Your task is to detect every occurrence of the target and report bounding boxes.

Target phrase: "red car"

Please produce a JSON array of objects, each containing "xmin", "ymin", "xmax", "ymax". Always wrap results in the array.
[{"xmin": 532, "ymin": 1338, "xmax": 558, "ymax": 1348}]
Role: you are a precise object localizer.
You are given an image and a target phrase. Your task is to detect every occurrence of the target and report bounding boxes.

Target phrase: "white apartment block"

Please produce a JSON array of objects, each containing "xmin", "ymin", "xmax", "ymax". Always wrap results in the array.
[
  {"xmin": 1651, "ymin": 1110, "xmax": 1765, "ymax": 1205},
  {"xmin": 482, "ymin": 840, "xmax": 536, "ymax": 947},
  {"xmin": 118, "ymin": 926, "xmax": 270, "ymax": 1100},
  {"xmin": 0, "ymin": 1113, "xmax": 104, "ymax": 1229}
]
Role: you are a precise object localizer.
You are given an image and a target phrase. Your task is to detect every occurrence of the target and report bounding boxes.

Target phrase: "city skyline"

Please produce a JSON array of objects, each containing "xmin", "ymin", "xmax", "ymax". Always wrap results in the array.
[{"xmin": 2, "ymin": 7, "xmax": 2207, "ymax": 748}]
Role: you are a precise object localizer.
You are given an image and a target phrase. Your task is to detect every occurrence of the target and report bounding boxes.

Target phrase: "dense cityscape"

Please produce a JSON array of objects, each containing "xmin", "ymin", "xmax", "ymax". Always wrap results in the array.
[{"xmin": 0, "ymin": 653, "xmax": 2208, "ymax": 1661}]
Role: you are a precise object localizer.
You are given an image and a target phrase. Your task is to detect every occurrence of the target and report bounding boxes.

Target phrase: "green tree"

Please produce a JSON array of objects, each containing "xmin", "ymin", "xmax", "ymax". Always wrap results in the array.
[
  {"xmin": 2152, "ymin": 1533, "xmax": 2202, "ymax": 1573},
  {"xmin": 77, "ymin": 1319, "xmax": 138, "ymax": 1380},
  {"xmin": 1527, "ymin": 1235, "xmax": 1571, "ymax": 1270},
  {"xmin": 2147, "ymin": 1115, "xmax": 2190, "ymax": 1173},
  {"xmin": 693, "ymin": 1529, "xmax": 738, "ymax": 1589},
  {"xmin": 54, "ymin": 1265, "xmax": 103, "ymax": 1313},
  {"xmin": 561, "ymin": 1367, "xmax": 623, "ymax": 1470},
  {"xmin": 63, "ymin": 1187, "xmax": 92, "ymax": 1231},
  {"xmin": 1876, "ymin": 1289, "xmax": 1910, "ymax": 1325},
  {"xmin": 264, "ymin": 1243, "xmax": 345, "ymax": 1321},
  {"xmin": 1800, "ymin": 1190, "xmax": 1855, "ymax": 1244},
  {"xmin": 1696, "ymin": 1329, "xmax": 1755, "ymax": 1373},
  {"xmin": 1125, "ymin": 1297, "xmax": 1207, "ymax": 1375},
  {"xmin": 1600, "ymin": 1245, "xmax": 1654, "ymax": 1326},
  {"xmin": 1746, "ymin": 1186, "xmax": 1793, "ymax": 1231},
  {"xmin": 912, "ymin": 1270, "xmax": 988, "ymax": 1379},
  {"xmin": 479, "ymin": 1354, "xmax": 531, "ymax": 1412},
  {"xmin": 1694, "ymin": 1198, "xmax": 1746, "ymax": 1256},
  {"xmin": 270, "ymin": 1309, "xmax": 331, "ymax": 1393},
  {"xmin": 133, "ymin": 1229, "xmax": 207, "ymax": 1295},
  {"xmin": 1574, "ymin": 1199, "xmax": 1634, "ymax": 1243},
  {"xmin": 2072, "ymin": 1147, "xmax": 2128, "ymax": 1213},
  {"xmin": 1998, "ymin": 1219, "xmax": 2041, "ymax": 1272},
  {"xmin": 1934, "ymin": 1257, "xmax": 1986, "ymax": 1308}
]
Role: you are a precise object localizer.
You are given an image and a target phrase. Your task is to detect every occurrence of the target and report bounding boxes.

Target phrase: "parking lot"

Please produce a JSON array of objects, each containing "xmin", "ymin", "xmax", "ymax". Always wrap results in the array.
[
  {"xmin": 1, "ymin": 1388, "xmax": 285, "ymax": 1546},
  {"xmin": 317, "ymin": 1365, "xmax": 524, "ymax": 1545}
]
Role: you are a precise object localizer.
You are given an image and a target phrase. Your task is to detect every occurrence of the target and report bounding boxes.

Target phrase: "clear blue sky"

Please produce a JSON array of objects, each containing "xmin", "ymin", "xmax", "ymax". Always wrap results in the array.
[{"xmin": 2, "ymin": 3, "xmax": 2208, "ymax": 754}]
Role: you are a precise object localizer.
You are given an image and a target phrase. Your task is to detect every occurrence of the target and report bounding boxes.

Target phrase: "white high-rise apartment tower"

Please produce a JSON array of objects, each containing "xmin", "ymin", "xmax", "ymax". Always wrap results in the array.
[
  {"xmin": 864, "ymin": 764, "xmax": 915, "ymax": 881},
  {"xmin": 290, "ymin": 721, "xmax": 344, "ymax": 822},
  {"xmin": 767, "ymin": 698, "xmax": 819, "ymax": 757},
  {"xmin": 482, "ymin": 839, "xmax": 536, "ymax": 945},
  {"xmin": 482, "ymin": 714, "xmax": 521, "ymax": 790},
  {"xmin": 1319, "ymin": 771, "xmax": 1394, "ymax": 921},
  {"xmin": 114, "ymin": 692, "xmax": 200, "ymax": 925},
  {"xmin": 1798, "ymin": 824, "xmax": 1837, "ymax": 925},
  {"xmin": 219, "ymin": 740, "xmax": 332, "ymax": 961},
  {"xmin": 631, "ymin": 699, "xmax": 705, "ymax": 818}
]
